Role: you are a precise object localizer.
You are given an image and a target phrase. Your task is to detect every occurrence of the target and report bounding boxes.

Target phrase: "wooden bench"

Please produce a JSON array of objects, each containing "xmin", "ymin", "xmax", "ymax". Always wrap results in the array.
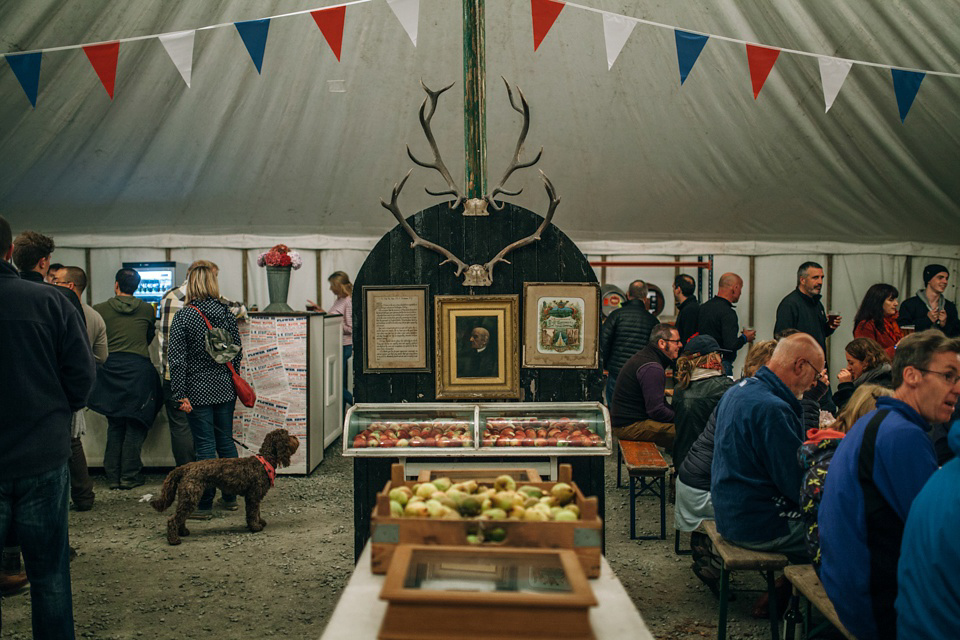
[
  {"xmin": 618, "ymin": 439, "xmax": 669, "ymax": 540},
  {"xmin": 783, "ymin": 564, "xmax": 857, "ymax": 640},
  {"xmin": 702, "ymin": 520, "xmax": 788, "ymax": 640}
]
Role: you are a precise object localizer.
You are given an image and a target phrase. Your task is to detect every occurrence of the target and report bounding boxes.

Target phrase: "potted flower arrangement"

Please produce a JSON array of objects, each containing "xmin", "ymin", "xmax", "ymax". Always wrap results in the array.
[{"xmin": 258, "ymin": 244, "xmax": 302, "ymax": 312}]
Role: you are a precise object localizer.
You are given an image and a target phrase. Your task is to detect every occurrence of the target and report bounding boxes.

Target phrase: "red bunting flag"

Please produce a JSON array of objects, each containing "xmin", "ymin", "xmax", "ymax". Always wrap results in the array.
[
  {"xmin": 746, "ymin": 44, "xmax": 780, "ymax": 100},
  {"xmin": 83, "ymin": 41, "xmax": 120, "ymax": 99},
  {"xmin": 531, "ymin": 0, "xmax": 565, "ymax": 51},
  {"xmin": 311, "ymin": 7, "xmax": 346, "ymax": 61}
]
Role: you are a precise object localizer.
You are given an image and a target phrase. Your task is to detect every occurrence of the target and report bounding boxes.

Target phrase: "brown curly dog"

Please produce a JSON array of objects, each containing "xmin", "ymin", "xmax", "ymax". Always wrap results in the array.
[{"xmin": 151, "ymin": 428, "xmax": 299, "ymax": 545}]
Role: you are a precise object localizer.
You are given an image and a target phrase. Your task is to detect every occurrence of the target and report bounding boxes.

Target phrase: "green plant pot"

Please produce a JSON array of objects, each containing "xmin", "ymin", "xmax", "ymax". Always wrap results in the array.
[{"xmin": 264, "ymin": 266, "xmax": 293, "ymax": 312}]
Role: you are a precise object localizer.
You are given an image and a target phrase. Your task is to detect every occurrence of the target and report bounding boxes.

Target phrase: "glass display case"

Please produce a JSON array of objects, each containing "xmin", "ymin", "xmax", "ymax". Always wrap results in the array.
[{"xmin": 343, "ymin": 402, "xmax": 610, "ymax": 457}]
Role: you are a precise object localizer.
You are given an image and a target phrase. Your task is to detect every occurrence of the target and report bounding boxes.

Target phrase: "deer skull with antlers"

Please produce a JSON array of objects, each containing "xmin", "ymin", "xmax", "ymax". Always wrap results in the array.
[{"xmin": 379, "ymin": 78, "xmax": 559, "ymax": 287}]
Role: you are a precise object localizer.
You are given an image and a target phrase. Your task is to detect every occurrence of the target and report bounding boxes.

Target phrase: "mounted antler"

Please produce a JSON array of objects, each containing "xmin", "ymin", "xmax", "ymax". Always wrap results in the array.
[
  {"xmin": 482, "ymin": 171, "xmax": 559, "ymax": 280},
  {"xmin": 485, "ymin": 77, "xmax": 544, "ymax": 212},
  {"xmin": 379, "ymin": 78, "xmax": 560, "ymax": 287},
  {"xmin": 380, "ymin": 169, "xmax": 470, "ymax": 279},
  {"xmin": 407, "ymin": 80, "xmax": 466, "ymax": 210}
]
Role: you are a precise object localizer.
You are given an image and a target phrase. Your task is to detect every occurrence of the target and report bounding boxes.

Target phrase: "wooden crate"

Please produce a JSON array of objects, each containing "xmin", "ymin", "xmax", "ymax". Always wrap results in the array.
[
  {"xmin": 371, "ymin": 464, "xmax": 602, "ymax": 578},
  {"xmin": 416, "ymin": 467, "xmax": 542, "ymax": 484}
]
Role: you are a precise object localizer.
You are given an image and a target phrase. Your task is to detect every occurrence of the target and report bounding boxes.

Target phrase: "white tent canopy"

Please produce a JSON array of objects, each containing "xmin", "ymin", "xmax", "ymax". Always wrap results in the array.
[
  {"xmin": 1, "ymin": 0, "xmax": 959, "ymax": 247},
  {"xmin": 3, "ymin": 0, "xmax": 959, "ymax": 377}
]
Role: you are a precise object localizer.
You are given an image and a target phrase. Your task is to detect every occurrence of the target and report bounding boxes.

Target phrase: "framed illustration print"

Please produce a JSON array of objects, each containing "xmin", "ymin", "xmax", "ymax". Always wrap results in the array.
[
  {"xmin": 363, "ymin": 285, "xmax": 430, "ymax": 372},
  {"xmin": 522, "ymin": 282, "xmax": 600, "ymax": 368},
  {"xmin": 435, "ymin": 295, "xmax": 519, "ymax": 399}
]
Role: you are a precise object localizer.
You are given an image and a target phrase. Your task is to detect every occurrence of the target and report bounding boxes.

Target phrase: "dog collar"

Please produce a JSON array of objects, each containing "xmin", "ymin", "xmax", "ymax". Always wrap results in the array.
[{"xmin": 255, "ymin": 455, "xmax": 276, "ymax": 486}]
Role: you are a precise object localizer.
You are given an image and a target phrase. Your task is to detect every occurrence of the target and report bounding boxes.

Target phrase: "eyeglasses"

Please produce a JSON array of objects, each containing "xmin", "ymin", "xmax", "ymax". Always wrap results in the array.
[
  {"xmin": 664, "ymin": 339, "xmax": 683, "ymax": 344},
  {"xmin": 917, "ymin": 368, "xmax": 960, "ymax": 385},
  {"xmin": 799, "ymin": 359, "xmax": 823, "ymax": 376}
]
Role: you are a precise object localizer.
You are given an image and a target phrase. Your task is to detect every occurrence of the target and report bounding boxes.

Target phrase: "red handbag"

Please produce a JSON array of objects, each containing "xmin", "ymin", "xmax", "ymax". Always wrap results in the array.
[{"xmin": 190, "ymin": 306, "xmax": 257, "ymax": 408}]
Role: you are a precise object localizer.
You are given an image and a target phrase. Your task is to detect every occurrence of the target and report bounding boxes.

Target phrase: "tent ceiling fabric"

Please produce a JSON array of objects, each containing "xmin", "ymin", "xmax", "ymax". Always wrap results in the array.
[{"xmin": 1, "ymin": 0, "xmax": 959, "ymax": 247}]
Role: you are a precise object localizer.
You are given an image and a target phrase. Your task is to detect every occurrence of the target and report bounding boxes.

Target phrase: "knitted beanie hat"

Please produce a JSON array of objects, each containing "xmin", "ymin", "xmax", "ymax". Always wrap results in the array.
[{"xmin": 923, "ymin": 264, "xmax": 949, "ymax": 285}]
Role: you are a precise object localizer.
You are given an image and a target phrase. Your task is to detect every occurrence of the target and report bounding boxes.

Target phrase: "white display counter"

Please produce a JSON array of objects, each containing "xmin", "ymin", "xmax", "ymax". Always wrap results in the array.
[{"xmin": 321, "ymin": 543, "xmax": 654, "ymax": 640}]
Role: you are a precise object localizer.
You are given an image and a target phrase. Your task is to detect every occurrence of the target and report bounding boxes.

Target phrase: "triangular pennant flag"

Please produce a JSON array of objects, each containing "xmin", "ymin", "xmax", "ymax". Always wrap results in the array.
[
  {"xmin": 5, "ymin": 52, "xmax": 42, "ymax": 107},
  {"xmin": 746, "ymin": 44, "xmax": 780, "ymax": 100},
  {"xmin": 158, "ymin": 30, "xmax": 195, "ymax": 87},
  {"xmin": 531, "ymin": 0, "xmax": 565, "ymax": 51},
  {"xmin": 602, "ymin": 13, "xmax": 635, "ymax": 70},
  {"xmin": 675, "ymin": 30, "xmax": 709, "ymax": 85},
  {"xmin": 235, "ymin": 19, "xmax": 270, "ymax": 74},
  {"xmin": 311, "ymin": 7, "xmax": 346, "ymax": 61},
  {"xmin": 891, "ymin": 68, "xmax": 925, "ymax": 123},
  {"xmin": 83, "ymin": 42, "xmax": 120, "ymax": 99},
  {"xmin": 818, "ymin": 57, "xmax": 852, "ymax": 113},
  {"xmin": 386, "ymin": 0, "xmax": 419, "ymax": 47}
]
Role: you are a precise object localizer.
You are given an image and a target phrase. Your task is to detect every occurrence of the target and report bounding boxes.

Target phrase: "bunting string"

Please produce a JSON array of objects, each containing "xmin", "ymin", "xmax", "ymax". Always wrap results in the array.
[{"xmin": 2, "ymin": 0, "xmax": 958, "ymax": 122}]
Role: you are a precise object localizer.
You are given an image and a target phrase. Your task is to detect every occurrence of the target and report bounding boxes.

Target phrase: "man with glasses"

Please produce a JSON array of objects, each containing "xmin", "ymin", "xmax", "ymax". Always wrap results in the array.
[
  {"xmin": 609, "ymin": 323, "xmax": 682, "ymax": 450},
  {"xmin": 50, "ymin": 266, "xmax": 107, "ymax": 512},
  {"xmin": 712, "ymin": 333, "xmax": 825, "ymax": 562},
  {"xmin": 819, "ymin": 329, "xmax": 960, "ymax": 640}
]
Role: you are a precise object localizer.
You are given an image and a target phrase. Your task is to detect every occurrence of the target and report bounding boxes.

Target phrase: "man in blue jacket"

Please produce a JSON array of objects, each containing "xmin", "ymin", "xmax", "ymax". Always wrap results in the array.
[
  {"xmin": 819, "ymin": 330, "xmax": 959, "ymax": 640},
  {"xmin": 711, "ymin": 332, "xmax": 824, "ymax": 560},
  {"xmin": 896, "ymin": 418, "xmax": 960, "ymax": 639},
  {"xmin": 0, "ymin": 216, "xmax": 96, "ymax": 639}
]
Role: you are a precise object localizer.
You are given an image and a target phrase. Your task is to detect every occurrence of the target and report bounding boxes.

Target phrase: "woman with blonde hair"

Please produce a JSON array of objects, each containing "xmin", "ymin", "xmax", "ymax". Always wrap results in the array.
[{"xmin": 168, "ymin": 265, "xmax": 243, "ymax": 519}]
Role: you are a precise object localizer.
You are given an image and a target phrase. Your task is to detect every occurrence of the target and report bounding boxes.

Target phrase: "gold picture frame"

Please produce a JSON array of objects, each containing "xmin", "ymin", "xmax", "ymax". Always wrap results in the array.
[
  {"xmin": 435, "ymin": 295, "xmax": 519, "ymax": 399},
  {"xmin": 522, "ymin": 282, "xmax": 600, "ymax": 369},
  {"xmin": 362, "ymin": 285, "xmax": 430, "ymax": 372}
]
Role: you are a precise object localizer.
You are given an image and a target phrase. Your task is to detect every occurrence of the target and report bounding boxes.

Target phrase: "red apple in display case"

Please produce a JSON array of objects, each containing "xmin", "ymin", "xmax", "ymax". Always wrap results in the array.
[
  {"xmin": 546, "ymin": 436, "xmax": 558, "ymax": 446},
  {"xmin": 522, "ymin": 437, "xmax": 534, "ymax": 446},
  {"xmin": 396, "ymin": 438, "xmax": 410, "ymax": 447},
  {"xmin": 424, "ymin": 436, "xmax": 436, "ymax": 447},
  {"xmin": 409, "ymin": 436, "xmax": 425, "ymax": 447},
  {"xmin": 409, "ymin": 427, "xmax": 421, "ymax": 438},
  {"xmin": 367, "ymin": 437, "xmax": 380, "ymax": 447},
  {"xmin": 379, "ymin": 438, "xmax": 396, "ymax": 447},
  {"xmin": 482, "ymin": 437, "xmax": 495, "ymax": 447},
  {"xmin": 534, "ymin": 437, "xmax": 548, "ymax": 447},
  {"xmin": 397, "ymin": 429, "xmax": 410, "ymax": 439},
  {"xmin": 352, "ymin": 435, "xmax": 367, "ymax": 448}
]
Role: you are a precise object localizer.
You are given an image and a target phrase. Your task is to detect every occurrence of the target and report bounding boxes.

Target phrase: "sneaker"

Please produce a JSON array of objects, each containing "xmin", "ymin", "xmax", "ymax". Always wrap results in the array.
[
  {"xmin": 0, "ymin": 570, "xmax": 28, "ymax": 596},
  {"xmin": 219, "ymin": 498, "xmax": 239, "ymax": 511},
  {"xmin": 187, "ymin": 510, "xmax": 213, "ymax": 521}
]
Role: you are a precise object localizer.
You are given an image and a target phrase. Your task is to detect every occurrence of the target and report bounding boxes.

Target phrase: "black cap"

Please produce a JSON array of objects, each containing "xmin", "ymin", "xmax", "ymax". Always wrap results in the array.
[
  {"xmin": 682, "ymin": 334, "xmax": 730, "ymax": 357},
  {"xmin": 923, "ymin": 264, "xmax": 949, "ymax": 285}
]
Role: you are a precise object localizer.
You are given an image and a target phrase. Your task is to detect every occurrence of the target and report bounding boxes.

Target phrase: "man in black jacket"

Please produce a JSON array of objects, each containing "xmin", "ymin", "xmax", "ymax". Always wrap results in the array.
[
  {"xmin": 775, "ymin": 261, "xmax": 842, "ymax": 411},
  {"xmin": 673, "ymin": 274, "xmax": 700, "ymax": 344},
  {"xmin": 697, "ymin": 272, "xmax": 755, "ymax": 375},
  {"xmin": 599, "ymin": 280, "xmax": 659, "ymax": 405},
  {"xmin": 0, "ymin": 216, "xmax": 96, "ymax": 638},
  {"xmin": 898, "ymin": 264, "xmax": 960, "ymax": 337},
  {"xmin": 11, "ymin": 230, "xmax": 83, "ymax": 316},
  {"xmin": 774, "ymin": 261, "xmax": 842, "ymax": 354}
]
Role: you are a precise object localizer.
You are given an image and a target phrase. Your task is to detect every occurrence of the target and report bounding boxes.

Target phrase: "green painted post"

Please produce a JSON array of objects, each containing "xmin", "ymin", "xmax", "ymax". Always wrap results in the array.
[{"xmin": 462, "ymin": 0, "xmax": 487, "ymax": 199}]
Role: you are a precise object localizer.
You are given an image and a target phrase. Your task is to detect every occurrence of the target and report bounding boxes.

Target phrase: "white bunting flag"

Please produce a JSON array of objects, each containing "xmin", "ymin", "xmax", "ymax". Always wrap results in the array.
[
  {"xmin": 158, "ymin": 30, "xmax": 196, "ymax": 87},
  {"xmin": 387, "ymin": 0, "xmax": 419, "ymax": 46},
  {"xmin": 818, "ymin": 56, "xmax": 852, "ymax": 113},
  {"xmin": 602, "ymin": 12, "xmax": 635, "ymax": 70}
]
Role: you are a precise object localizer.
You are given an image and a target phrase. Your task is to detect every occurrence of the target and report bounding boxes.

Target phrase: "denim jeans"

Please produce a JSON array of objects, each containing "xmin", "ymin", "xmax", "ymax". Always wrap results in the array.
[
  {"xmin": 0, "ymin": 463, "xmax": 75, "ymax": 639},
  {"xmin": 163, "ymin": 379, "xmax": 195, "ymax": 466},
  {"xmin": 103, "ymin": 417, "xmax": 148, "ymax": 487},
  {"xmin": 187, "ymin": 401, "xmax": 238, "ymax": 510},
  {"xmin": 343, "ymin": 344, "xmax": 353, "ymax": 408}
]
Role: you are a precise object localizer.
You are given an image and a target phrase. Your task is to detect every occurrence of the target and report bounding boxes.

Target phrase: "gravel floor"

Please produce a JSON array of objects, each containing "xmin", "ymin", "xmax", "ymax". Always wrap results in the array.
[{"xmin": 0, "ymin": 442, "xmax": 777, "ymax": 639}]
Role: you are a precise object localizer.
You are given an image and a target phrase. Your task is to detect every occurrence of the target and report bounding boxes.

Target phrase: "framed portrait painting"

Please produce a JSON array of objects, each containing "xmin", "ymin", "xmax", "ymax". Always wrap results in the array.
[
  {"xmin": 522, "ymin": 282, "xmax": 600, "ymax": 368},
  {"xmin": 435, "ymin": 295, "xmax": 519, "ymax": 399}
]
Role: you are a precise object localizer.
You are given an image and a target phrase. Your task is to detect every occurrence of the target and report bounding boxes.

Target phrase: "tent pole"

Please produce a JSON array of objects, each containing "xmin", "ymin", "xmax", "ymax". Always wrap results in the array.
[
  {"xmin": 462, "ymin": 0, "xmax": 487, "ymax": 199},
  {"xmin": 242, "ymin": 249, "xmax": 249, "ymax": 305}
]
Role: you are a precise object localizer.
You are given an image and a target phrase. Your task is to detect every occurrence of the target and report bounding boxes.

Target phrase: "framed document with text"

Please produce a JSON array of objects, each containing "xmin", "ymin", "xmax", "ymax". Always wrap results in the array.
[{"xmin": 363, "ymin": 286, "xmax": 430, "ymax": 373}]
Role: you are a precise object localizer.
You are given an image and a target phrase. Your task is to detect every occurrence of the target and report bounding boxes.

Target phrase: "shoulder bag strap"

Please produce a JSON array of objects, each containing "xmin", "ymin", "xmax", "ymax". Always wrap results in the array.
[
  {"xmin": 856, "ymin": 409, "xmax": 900, "ymax": 639},
  {"xmin": 190, "ymin": 305, "xmax": 242, "ymax": 377}
]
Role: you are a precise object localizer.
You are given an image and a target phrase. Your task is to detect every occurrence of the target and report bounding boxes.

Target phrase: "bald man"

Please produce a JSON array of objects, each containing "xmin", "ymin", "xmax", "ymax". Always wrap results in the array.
[
  {"xmin": 711, "ymin": 333, "xmax": 825, "ymax": 561},
  {"xmin": 696, "ymin": 272, "xmax": 755, "ymax": 375}
]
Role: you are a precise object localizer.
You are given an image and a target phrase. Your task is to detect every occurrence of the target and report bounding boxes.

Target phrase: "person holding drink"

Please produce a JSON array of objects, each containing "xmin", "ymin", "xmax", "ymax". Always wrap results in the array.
[
  {"xmin": 898, "ymin": 264, "xmax": 960, "ymax": 337},
  {"xmin": 853, "ymin": 283, "xmax": 903, "ymax": 360}
]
